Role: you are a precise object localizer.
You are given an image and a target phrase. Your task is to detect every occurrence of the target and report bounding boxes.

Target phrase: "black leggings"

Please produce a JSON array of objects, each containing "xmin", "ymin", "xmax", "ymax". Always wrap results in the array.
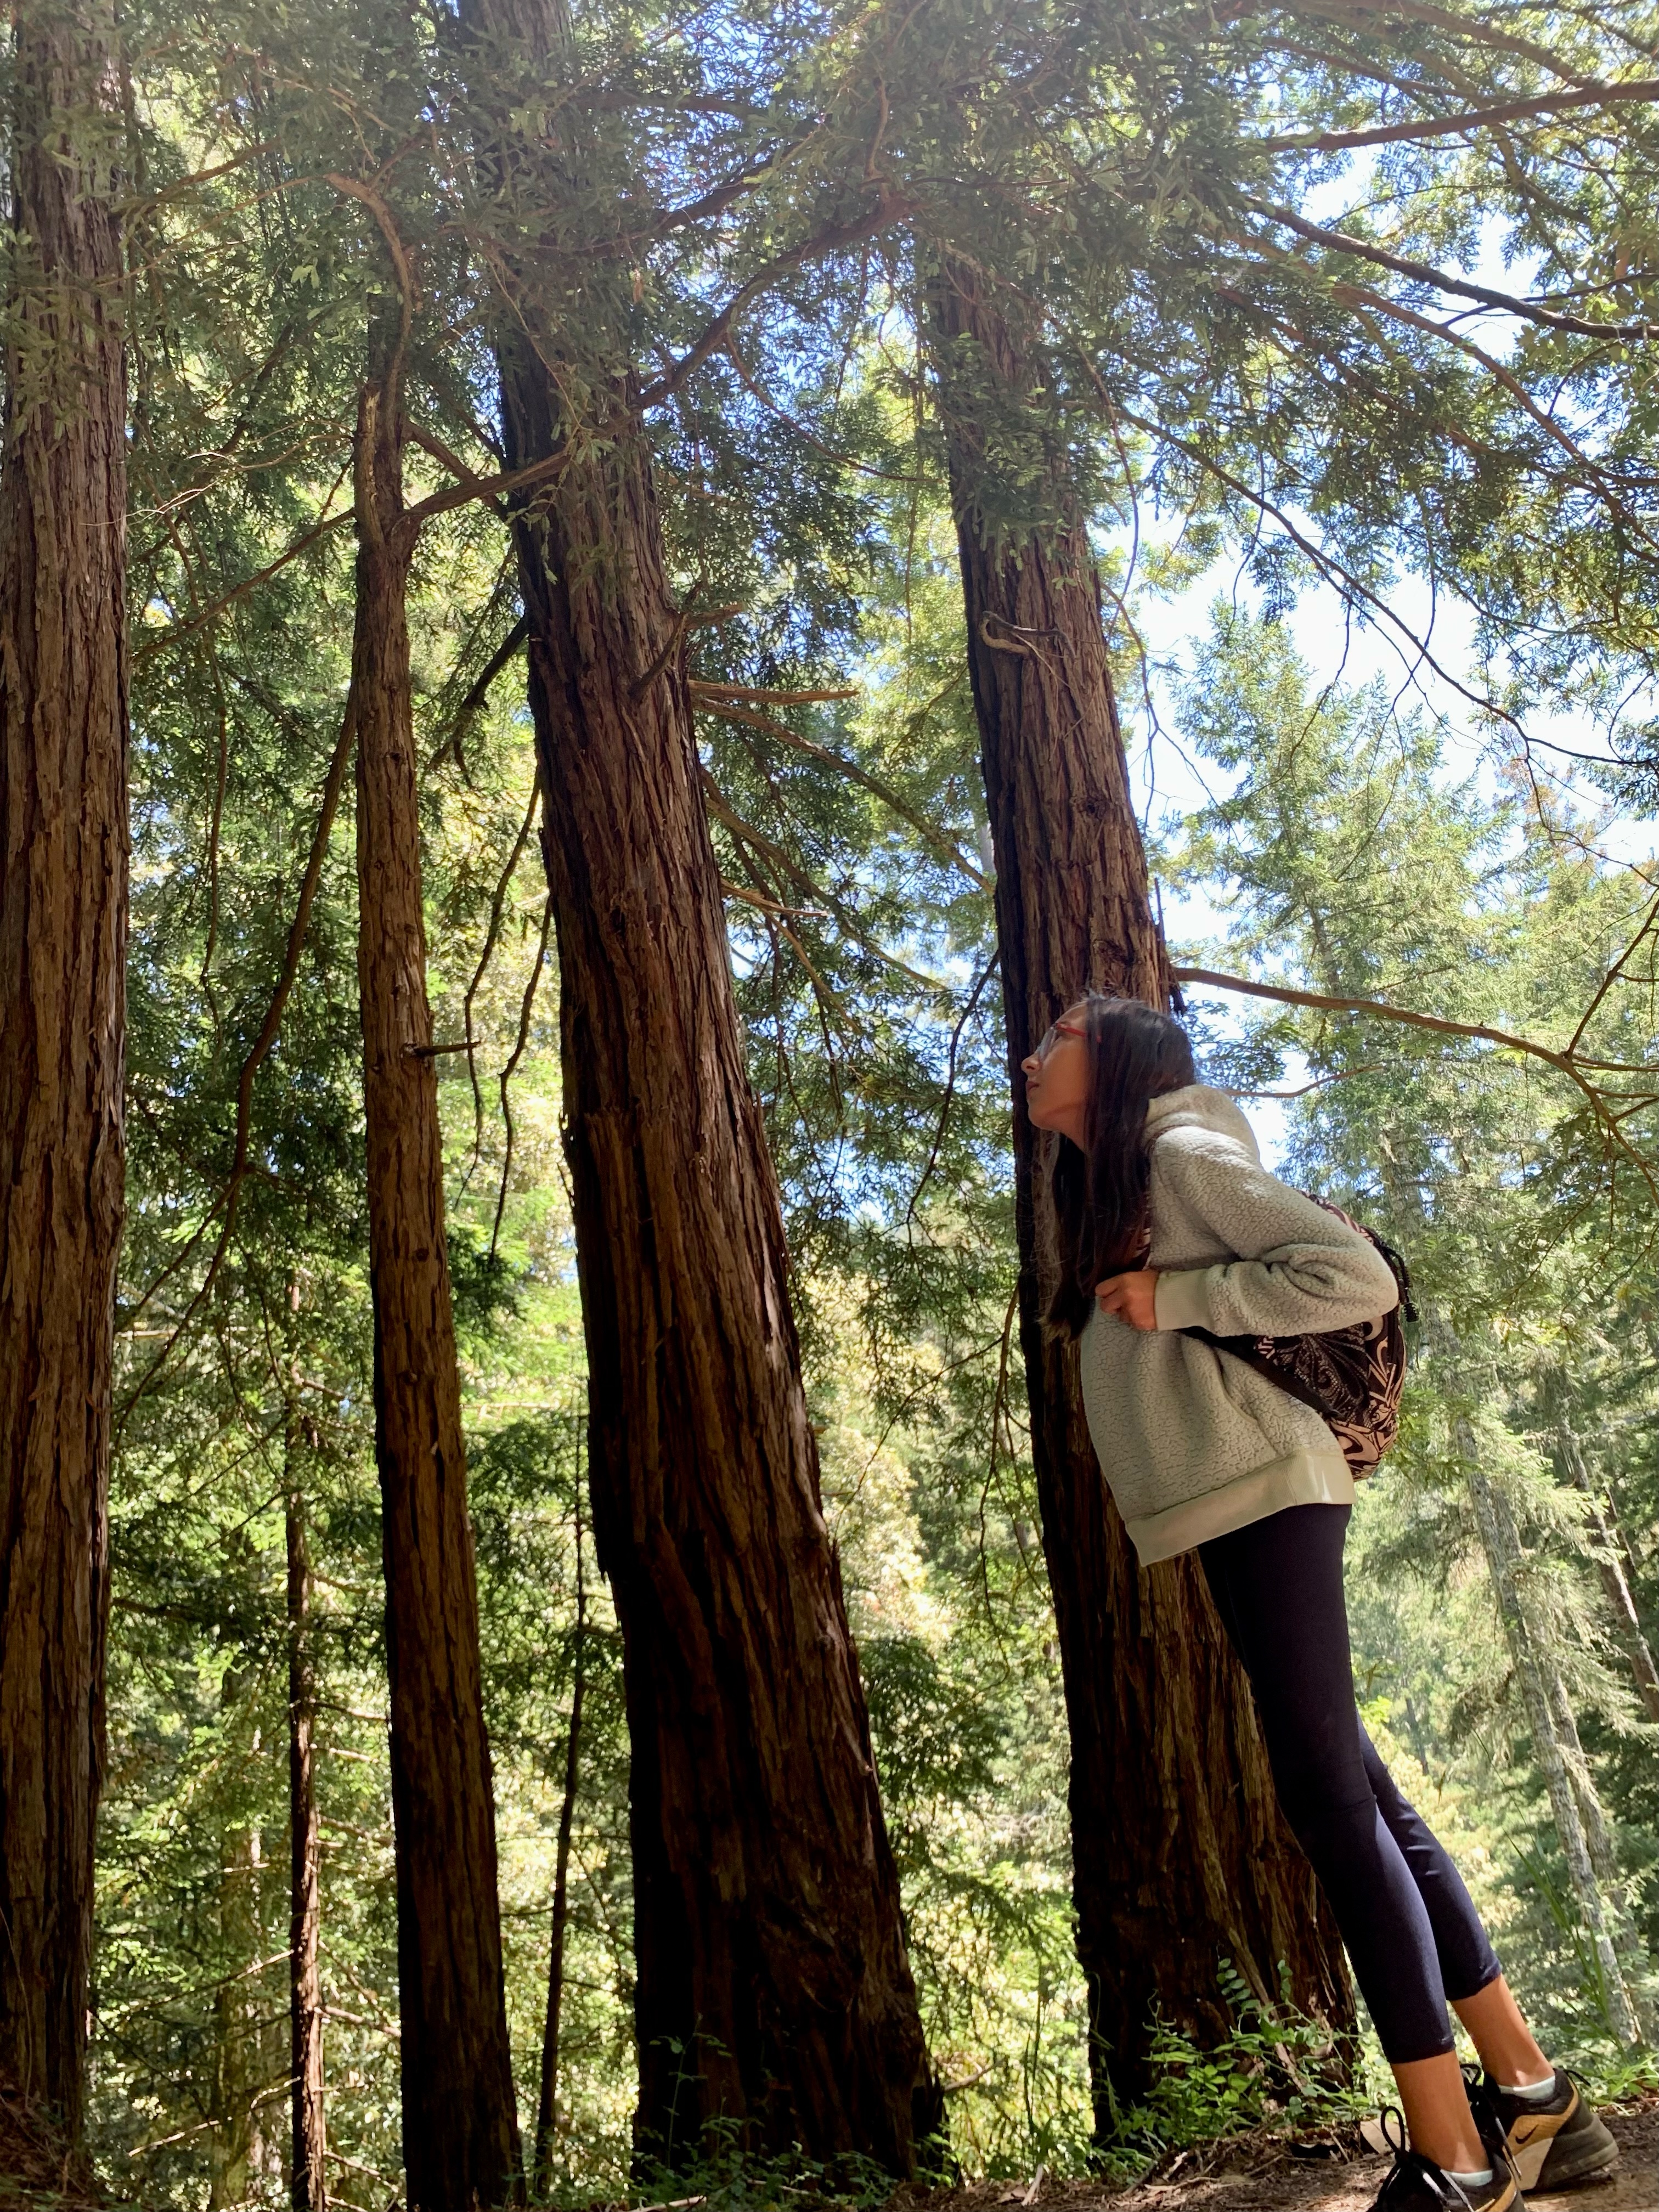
[{"xmin": 1199, "ymin": 1502, "xmax": 1502, "ymax": 2063}]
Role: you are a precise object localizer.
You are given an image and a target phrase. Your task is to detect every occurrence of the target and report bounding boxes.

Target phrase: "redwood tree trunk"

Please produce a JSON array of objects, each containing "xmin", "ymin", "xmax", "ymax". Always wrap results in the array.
[
  {"xmin": 285, "ymin": 1437, "xmax": 326, "ymax": 2212},
  {"xmin": 0, "ymin": 0, "xmax": 128, "ymax": 2138},
  {"xmin": 933, "ymin": 263, "xmax": 1352, "ymax": 2119},
  {"xmin": 352, "ymin": 344, "xmax": 522, "ymax": 2209},
  {"xmin": 460, "ymin": 5, "xmax": 939, "ymax": 2166},
  {"xmin": 524, "ymin": 421, "xmax": 935, "ymax": 2172}
]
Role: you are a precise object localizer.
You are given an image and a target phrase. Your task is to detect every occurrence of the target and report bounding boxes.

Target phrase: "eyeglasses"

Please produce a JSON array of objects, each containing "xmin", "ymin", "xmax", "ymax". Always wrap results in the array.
[{"xmin": 1032, "ymin": 1019, "xmax": 1085, "ymax": 1061}]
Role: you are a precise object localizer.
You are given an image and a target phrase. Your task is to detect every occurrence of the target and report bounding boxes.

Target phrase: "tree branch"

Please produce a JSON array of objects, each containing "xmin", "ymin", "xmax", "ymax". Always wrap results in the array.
[
  {"xmin": 462, "ymin": 765, "xmax": 542, "ymax": 1188},
  {"xmin": 1246, "ymin": 200, "xmax": 1659, "ymax": 341},
  {"xmin": 427, "ymin": 614, "xmax": 529, "ymax": 775},
  {"xmin": 1104, "ymin": 391, "xmax": 1531, "ymax": 746},
  {"xmin": 489, "ymin": 891, "xmax": 555, "ymax": 1263},
  {"xmin": 400, "ymin": 444, "xmax": 575, "ymax": 531},
  {"xmin": 133, "ymin": 485, "xmax": 354, "ymax": 667},
  {"xmin": 1256, "ymin": 75, "xmax": 1659, "ymax": 154},
  {"xmin": 906, "ymin": 951, "xmax": 1000, "ymax": 1226},
  {"xmin": 636, "ymin": 190, "xmax": 914, "ymax": 411},
  {"xmin": 700, "ymin": 769, "xmax": 946, "ymax": 992},
  {"xmin": 1172, "ymin": 965, "xmax": 1658, "ymax": 1203},
  {"xmin": 1323, "ymin": 279, "xmax": 1657, "ymax": 551},
  {"xmin": 691, "ymin": 681, "xmax": 858, "ymax": 706}
]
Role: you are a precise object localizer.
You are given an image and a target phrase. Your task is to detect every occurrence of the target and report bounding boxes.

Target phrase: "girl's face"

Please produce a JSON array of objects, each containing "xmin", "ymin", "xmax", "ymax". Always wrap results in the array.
[{"xmin": 1022, "ymin": 1004, "xmax": 1090, "ymax": 1143}]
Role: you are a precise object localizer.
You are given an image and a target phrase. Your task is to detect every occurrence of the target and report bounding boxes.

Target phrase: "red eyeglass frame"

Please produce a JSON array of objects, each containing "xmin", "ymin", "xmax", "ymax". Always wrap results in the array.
[{"xmin": 1035, "ymin": 1018, "xmax": 1086, "ymax": 1059}]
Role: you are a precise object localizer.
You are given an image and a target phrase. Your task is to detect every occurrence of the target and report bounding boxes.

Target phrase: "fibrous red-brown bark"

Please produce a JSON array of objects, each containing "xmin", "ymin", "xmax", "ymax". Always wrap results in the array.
[
  {"xmin": 0, "ymin": 0, "xmax": 128, "ymax": 2140},
  {"xmin": 935, "ymin": 262, "xmax": 1352, "ymax": 2120},
  {"xmin": 521, "ymin": 415, "xmax": 936, "ymax": 2174},
  {"xmin": 351, "ymin": 344, "xmax": 522, "ymax": 2209},
  {"xmin": 512, "ymin": 402, "xmax": 938, "ymax": 2175},
  {"xmin": 460, "ymin": 4, "xmax": 940, "ymax": 2165}
]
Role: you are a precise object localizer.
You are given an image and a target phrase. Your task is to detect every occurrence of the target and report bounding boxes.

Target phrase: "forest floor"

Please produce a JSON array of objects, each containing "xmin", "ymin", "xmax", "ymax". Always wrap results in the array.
[
  {"xmin": 0, "ymin": 2096, "xmax": 1651, "ymax": 2210},
  {"xmin": 0, "ymin": 2080, "xmax": 98, "ymax": 2209},
  {"xmin": 910, "ymin": 2106, "xmax": 1657, "ymax": 2212}
]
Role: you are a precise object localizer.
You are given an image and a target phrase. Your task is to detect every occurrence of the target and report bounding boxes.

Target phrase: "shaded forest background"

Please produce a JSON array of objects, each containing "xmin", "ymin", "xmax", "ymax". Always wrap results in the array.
[{"xmin": 0, "ymin": 0, "xmax": 1654, "ymax": 2202}]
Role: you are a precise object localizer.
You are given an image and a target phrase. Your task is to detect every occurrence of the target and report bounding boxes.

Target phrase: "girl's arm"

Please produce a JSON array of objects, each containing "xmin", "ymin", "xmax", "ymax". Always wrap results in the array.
[{"xmin": 1147, "ymin": 1133, "xmax": 1400, "ymax": 1338}]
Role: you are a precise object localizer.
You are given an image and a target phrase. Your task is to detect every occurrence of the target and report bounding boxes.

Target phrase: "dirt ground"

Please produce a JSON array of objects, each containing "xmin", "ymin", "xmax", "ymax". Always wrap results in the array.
[{"xmin": 908, "ymin": 2109, "xmax": 1657, "ymax": 2212}]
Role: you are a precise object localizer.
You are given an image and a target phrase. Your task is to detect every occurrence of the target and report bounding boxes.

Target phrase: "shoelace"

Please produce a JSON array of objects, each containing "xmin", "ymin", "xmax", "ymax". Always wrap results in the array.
[
  {"xmin": 1460, "ymin": 2061, "xmax": 1524, "ymax": 2172},
  {"xmin": 1374, "ymin": 2107, "xmax": 1483, "ymax": 2209}
]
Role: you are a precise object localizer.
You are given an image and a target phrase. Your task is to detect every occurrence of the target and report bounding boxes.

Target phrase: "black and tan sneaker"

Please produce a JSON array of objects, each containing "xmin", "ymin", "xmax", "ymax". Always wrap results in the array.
[
  {"xmin": 1369, "ymin": 2108, "xmax": 1520, "ymax": 2210},
  {"xmin": 1481, "ymin": 2068, "xmax": 1620, "ymax": 2193}
]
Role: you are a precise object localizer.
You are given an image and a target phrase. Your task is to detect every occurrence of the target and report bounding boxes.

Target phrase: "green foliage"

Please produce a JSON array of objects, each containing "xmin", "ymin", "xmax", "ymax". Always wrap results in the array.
[{"xmin": 1100, "ymin": 1965, "xmax": 1371, "ymax": 2183}]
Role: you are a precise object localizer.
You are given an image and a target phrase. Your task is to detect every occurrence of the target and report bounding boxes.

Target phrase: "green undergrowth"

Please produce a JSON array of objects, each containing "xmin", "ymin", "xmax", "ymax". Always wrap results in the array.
[
  {"xmin": 1091, "ymin": 1965, "xmax": 1375, "ymax": 2188},
  {"xmin": 524, "ymin": 1972, "xmax": 1376, "ymax": 2210},
  {"xmin": 531, "ymin": 2136, "xmax": 910, "ymax": 2212}
]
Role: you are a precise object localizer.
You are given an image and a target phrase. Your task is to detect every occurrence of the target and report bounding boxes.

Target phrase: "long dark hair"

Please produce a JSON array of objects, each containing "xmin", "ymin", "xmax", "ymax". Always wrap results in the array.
[{"xmin": 1046, "ymin": 995, "xmax": 1197, "ymax": 1338}]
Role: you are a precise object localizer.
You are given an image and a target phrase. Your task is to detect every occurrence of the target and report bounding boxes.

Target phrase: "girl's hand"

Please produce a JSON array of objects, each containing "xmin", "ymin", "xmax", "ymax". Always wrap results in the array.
[{"xmin": 1096, "ymin": 1269, "xmax": 1160, "ymax": 1330}]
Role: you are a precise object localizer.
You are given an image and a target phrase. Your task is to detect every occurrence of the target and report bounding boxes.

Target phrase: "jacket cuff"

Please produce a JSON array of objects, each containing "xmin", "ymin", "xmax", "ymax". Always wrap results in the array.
[{"xmin": 1153, "ymin": 1266, "xmax": 1223, "ymax": 1332}]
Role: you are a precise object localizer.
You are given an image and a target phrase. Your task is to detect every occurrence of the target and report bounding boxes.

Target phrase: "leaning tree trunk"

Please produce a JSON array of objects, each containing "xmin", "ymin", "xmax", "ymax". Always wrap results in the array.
[
  {"xmin": 285, "ymin": 1416, "xmax": 326, "ymax": 2212},
  {"xmin": 459, "ymin": 4, "xmax": 939, "ymax": 2169},
  {"xmin": 0, "ymin": 0, "xmax": 128, "ymax": 2138},
  {"xmin": 351, "ymin": 335, "xmax": 522, "ymax": 2209},
  {"xmin": 932, "ymin": 261, "xmax": 1352, "ymax": 2120}
]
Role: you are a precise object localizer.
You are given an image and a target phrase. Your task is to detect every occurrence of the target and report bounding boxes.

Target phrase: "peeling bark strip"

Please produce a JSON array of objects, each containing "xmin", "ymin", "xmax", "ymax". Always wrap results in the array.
[
  {"xmin": 933, "ymin": 261, "xmax": 1352, "ymax": 2119},
  {"xmin": 460, "ymin": 0, "xmax": 940, "ymax": 2168},
  {"xmin": 351, "ymin": 335, "xmax": 522, "ymax": 2206},
  {"xmin": 0, "ymin": 0, "xmax": 128, "ymax": 2138}
]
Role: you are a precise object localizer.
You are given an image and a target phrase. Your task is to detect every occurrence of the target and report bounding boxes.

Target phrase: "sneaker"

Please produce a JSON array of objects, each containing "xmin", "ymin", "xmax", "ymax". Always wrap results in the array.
[
  {"xmin": 1370, "ymin": 2108, "xmax": 1519, "ymax": 2210},
  {"xmin": 1481, "ymin": 2067, "xmax": 1620, "ymax": 2193}
]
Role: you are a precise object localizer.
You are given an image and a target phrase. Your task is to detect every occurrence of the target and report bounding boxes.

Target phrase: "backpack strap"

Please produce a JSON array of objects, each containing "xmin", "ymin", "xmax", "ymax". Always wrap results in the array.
[{"xmin": 1177, "ymin": 1324, "xmax": 1348, "ymax": 1429}]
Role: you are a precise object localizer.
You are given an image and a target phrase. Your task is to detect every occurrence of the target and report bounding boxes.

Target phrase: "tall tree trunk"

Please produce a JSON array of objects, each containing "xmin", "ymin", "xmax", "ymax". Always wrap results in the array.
[
  {"xmin": 459, "ymin": 5, "xmax": 939, "ymax": 2169},
  {"xmin": 931, "ymin": 261, "xmax": 1352, "ymax": 2121},
  {"xmin": 352, "ymin": 327, "xmax": 522, "ymax": 2209},
  {"xmin": 1555, "ymin": 1421, "xmax": 1659, "ymax": 1725},
  {"xmin": 534, "ymin": 1504, "xmax": 586, "ymax": 2191},
  {"xmin": 0, "ymin": 0, "xmax": 128, "ymax": 2138},
  {"xmin": 286, "ymin": 1413, "xmax": 326, "ymax": 2212}
]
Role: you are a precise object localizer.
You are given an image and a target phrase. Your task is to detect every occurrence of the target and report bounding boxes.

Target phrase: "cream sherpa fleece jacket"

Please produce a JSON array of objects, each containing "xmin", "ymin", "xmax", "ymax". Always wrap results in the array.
[{"xmin": 1077, "ymin": 1084, "xmax": 1401, "ymax": 1564}]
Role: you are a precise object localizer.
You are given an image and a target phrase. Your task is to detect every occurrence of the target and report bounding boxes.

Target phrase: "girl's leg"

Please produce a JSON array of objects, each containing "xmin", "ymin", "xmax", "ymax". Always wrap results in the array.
[
  {"xmin": 1199, "ymin": 1505, "xmax": 1488, "ymax": 2176},
  {"xmin": 1452, "ymin": 1978, "xmax": 1550, "ymax": 2087},
  {"xmin": 1358, "ymin": 1736, "xmax": 1551, "ymax": 2085}
]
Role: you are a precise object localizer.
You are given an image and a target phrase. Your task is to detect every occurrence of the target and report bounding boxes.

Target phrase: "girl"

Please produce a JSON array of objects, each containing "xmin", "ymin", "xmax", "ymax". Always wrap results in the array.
[{"xmin": 1023, "ymin": 994, "xmax": 1618, "ymax": 2212}]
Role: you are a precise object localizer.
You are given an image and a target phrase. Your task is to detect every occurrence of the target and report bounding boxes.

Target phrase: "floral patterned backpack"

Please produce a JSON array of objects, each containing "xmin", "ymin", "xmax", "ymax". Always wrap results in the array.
[{"xmin": 1178, "ymin": 1198, "xmax": 1415, "ymax": 1479}]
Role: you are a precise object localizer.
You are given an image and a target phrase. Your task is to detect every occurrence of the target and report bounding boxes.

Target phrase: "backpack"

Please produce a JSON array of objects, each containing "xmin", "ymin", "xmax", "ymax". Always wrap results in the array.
[{"xmin": 1177, "ymin": 1198, "xmax": 1415, "ymax": 1479}]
